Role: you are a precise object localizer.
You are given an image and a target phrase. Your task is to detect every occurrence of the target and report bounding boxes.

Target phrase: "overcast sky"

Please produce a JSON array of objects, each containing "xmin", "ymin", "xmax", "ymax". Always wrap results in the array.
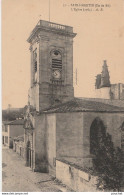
[{"xmin": 2, "ymin": 0, "xmax": 124, "ymax": 109}]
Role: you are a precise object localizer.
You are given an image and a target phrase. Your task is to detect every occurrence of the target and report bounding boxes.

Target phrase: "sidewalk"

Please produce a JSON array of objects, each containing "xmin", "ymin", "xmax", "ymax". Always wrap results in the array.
[{"xmin": 2, "ymin": 146, "xmax": 69, "ymax": 192}]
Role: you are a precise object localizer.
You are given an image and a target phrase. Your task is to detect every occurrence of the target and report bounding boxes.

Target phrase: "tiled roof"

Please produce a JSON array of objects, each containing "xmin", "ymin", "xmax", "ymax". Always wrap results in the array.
[
  {"xmin": 43, "ymin": 98, "xmax": 124, "ymax": 113},
  {"xmin": 77, "ymin": 97, "xmax": 124, "ymax": 108},
  {"xmin": 3, "ymin": 119, "xmax": 24, "ymax": 125}
]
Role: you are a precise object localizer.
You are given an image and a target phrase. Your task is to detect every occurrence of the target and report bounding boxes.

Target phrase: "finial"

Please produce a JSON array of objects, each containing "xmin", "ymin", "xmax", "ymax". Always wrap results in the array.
[
  {"xmin": 27, "ymin": 101, "xmax": 30, "ymax": 112},
  {"xmin": 38, "ymin": 15, "xmax": 42, "ymax": 20},
  {"xmin": 103, "ymin": 60, "xmax": 108, "ymax": 67}
]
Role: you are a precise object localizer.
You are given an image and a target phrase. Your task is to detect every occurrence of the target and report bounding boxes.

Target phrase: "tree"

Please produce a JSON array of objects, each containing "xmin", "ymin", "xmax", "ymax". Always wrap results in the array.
[
  {"xmin": 2, "ymin": 108, "xmax": 24, "ymax": 121},
  {"xmin": 92, "ymin": 132, "xmax": 124, "ymax": 191}
]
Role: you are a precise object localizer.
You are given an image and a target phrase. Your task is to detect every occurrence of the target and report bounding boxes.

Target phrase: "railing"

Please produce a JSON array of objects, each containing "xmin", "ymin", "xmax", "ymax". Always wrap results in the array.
[
  {"xmin": 35, "ymin": 20, "xmax": 73, "ymax": 32},
  {"xmin": 49, "ymin": 22, "xmax": 65, "ymax": 30}
]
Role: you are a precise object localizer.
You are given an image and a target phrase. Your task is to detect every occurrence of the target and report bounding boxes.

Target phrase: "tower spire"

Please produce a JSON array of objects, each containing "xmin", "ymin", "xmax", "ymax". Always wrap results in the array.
[{"xmin": 100, "ymin": 60, "xmax": 111, "ymax": 88}]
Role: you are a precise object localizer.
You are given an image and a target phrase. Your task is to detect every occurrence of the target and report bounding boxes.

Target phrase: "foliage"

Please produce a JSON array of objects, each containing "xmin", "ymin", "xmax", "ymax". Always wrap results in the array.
[
  {"xmin": 2, "ymin": 107, "xmax": 24, "ymax": 121},
  {"xmin": 92, "ymin": 133, "xmax": 124, "ymax": 191},
  {"xmin": 2, "ymin": 105, "xmax": 36, "ymax": 121}
]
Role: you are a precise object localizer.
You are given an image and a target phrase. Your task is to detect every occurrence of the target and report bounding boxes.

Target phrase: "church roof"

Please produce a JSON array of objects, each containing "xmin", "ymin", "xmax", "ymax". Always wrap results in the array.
[{"xmin": 43, "ymin": 98, "xmax": 124, "ymax": 113}]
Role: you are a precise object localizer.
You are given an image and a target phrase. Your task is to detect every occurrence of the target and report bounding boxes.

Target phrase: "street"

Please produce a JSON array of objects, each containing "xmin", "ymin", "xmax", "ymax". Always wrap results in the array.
[{"xmin": 2, "ymin": 146, "xmax": 66, "ymax": 192}]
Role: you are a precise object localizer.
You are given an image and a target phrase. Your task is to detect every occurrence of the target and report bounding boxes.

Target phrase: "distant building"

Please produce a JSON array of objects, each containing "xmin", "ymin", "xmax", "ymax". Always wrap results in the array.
[
  {"xmin": 95, "ymin": 60, "xmax": 124, "ymax": 100},
  {"xmin": 2, "ymin": 119, "xmax": 24, "ymax": 148}
]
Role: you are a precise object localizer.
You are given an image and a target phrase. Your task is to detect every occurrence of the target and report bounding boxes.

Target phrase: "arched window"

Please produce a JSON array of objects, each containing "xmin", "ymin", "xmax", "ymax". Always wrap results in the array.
[
  {"xmin": 33, "ymin": 49, "xmax": 37, "ymax": 82},
  {"xmin": 26, "ymin": 141, "xmax": 31, "ymax": 167},
  {"xmin": 51, "ymin": 50, "xmax": 62, "ymax": 70},
  {"xmin": 90, "ymin": 117, "xmax": 106, "ymax": 155}
]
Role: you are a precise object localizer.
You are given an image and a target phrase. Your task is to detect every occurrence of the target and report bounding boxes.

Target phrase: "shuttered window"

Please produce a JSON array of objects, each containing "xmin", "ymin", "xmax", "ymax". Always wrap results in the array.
[
  {"xmin": 51, "ymin": 50, "xmax": 62, "ymax": 70},
  {"xmin": 33, "ymin": 49, "xmax": 37, "ymax": 73}
]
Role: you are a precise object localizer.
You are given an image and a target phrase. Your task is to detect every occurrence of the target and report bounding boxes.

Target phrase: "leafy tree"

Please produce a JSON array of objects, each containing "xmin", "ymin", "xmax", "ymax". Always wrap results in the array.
[
  {"xmin": 2, "ymin": 104, "xmax": 36, "ymax": 121},
  {"xmin": 92, "ymin": 132, "xmax": 124, "ymax": 191},
  {"xmin": 2, "ymin": 108, "xmax": 24, "ymax": 121}
]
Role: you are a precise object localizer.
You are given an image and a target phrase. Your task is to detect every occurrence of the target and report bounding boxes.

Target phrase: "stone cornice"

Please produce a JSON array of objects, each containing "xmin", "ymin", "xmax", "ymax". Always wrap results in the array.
[{"xmin": 27, "ymin": 26, "xmax": 77, "ymax": 43}]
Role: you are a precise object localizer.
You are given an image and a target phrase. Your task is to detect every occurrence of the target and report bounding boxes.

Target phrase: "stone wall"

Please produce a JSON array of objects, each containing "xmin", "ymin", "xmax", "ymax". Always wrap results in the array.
[
  {"xmin": 24, "ymin": 110, "xmax": 124, "ymax": 174},
  {"xmin": 95, "ymin": 87, "xmax": 110, "ymax": 99},
  {"xmin": 111, "ymin": 83, "xmax": 124, "ymax": 100},
  {"xmin": 83, "ymin": 112, "xmax": 124, "ymax": 147},
  {"xmin": 82, "ymin": 112, "xmax": 124, "ymax": 167},
  {"xmin": 120, "ymin": 84, "xmax": 124, "ymax": 99},
  {"xmin": 9, "ymin": 125, "xmax": 24, "ymax": 139},
  {"xmin": 56, "ymin": 159, "xmax": 98, "ymax": 192},
  {"xmin": 46, "ymin": 113, "xmax": 56, "ymax": 176},
  {"xmin": 34, "ymin": 114, "xmax": 48, "ymax": 172},
  {"xmin": 95, "ymin": 84, "xmax": 124, "ymax": 100},
  {"xmin": 13, "ymin": 141, "xmax": 25, "ymax": 158},
  {"xmin": 55, "ymin": 112, "xmax": 124, "ymax": 168},
  {"xmin": 56, "ymin": 112, "xmax": 84, "ymax": 159}
]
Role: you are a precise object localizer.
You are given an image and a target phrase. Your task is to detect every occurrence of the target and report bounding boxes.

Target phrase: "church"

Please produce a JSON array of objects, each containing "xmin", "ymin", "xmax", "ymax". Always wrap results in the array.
[
  {"xmin": 95, "ymin": 60, "xmax": 124, "ymax": 100},
  {"xmin": 23, "ymin": 20, "xmax": 124, "ymax": 178}
]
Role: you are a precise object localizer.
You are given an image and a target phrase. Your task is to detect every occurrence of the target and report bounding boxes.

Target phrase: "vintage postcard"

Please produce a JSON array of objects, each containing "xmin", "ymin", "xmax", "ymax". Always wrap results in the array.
[{"xmin": 2, "ymin": 0, "xmax": 124, "ymax": 193}]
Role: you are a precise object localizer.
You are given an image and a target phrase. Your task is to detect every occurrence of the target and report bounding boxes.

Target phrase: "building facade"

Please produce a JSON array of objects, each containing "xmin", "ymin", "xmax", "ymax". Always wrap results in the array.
[
  {"xmin": 24, "ymin": 20, "xmax": 124, "ymax": 177},
  {"xmin": 24, "ymin": 98, "xmax": 124, "ymax": 175},
  {"xmin": 27, "ymin": 20, "xmax": 76, "ymax": 112},
  {"xmin": 2, "ymin": 119, "xmax": 24, "ymax": 148}
]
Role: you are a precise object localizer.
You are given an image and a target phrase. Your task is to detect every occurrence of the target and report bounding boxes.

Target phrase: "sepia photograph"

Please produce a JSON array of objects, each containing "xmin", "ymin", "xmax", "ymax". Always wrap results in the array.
[{"xmin": 2, "ymin": 0, "xmax": 124, "ymax": 192}]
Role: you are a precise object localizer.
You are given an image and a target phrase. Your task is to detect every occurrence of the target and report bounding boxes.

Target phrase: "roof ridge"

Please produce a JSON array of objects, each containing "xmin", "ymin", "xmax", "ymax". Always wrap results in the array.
[{"xmin": 42, "ymin": 98, "xmax": 124, "ymax": 114}]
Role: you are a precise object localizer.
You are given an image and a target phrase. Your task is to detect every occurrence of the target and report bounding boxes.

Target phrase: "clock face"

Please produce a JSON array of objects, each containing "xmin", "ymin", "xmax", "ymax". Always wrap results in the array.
[{"xmin": 52, "ymin": 70, "xmax": 61, "ymax": 79}]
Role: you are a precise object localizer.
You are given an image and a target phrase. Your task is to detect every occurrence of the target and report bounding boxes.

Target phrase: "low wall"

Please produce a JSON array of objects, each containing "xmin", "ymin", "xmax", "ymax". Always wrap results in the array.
[
  {"xmin": 56, "ymin": 159, "xmax": 98, "ymax": 192},
  {"xmin": 13, "ymin": 141, "xmax": 25, "ymax": 158}
]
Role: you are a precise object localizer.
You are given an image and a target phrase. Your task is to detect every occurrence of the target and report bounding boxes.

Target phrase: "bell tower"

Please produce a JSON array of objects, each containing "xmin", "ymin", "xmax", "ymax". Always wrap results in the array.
[{"xmin": 27, "ymin": 20, "xmax": 76, "ymax": 111}]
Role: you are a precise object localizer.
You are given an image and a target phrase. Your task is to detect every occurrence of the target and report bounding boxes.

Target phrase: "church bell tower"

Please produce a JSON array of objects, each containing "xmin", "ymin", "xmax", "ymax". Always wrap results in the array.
[{"xmin": 27, "ymin": 20, "xmax": 76, "ymax": 111}]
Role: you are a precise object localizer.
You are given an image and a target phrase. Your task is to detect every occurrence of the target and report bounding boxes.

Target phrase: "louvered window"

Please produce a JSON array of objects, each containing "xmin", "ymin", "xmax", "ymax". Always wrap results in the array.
[
  {"xmin": 34, "ymin": 61, "xmax": 37, "ymax": 72},
  {"xmin": 33, "ymin": 49, "xmax": 37, "ymax": 73},
  {"xmin": 51, "ymin": 50, "xmax": 62, "ymax": 70}
]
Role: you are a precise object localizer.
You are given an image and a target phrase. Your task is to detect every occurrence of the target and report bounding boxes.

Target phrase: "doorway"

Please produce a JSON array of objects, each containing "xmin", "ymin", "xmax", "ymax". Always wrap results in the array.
[
  {"xmin": 90, "ymin": 117, "xmax": 106, "ymax": 155},
  {"xmin": 2, "ymin": 136, "xmax": 4, "ymax": 144},
  {"xmin": 26, "ymin": 141, "xmax": 31, "ymax": 167}
]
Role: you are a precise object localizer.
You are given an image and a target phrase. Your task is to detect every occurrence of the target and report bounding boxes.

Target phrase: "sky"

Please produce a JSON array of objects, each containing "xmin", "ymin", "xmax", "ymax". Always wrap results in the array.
[{"xmin": 2, "ymin": 0, "xmax": 124, "ymax": 109}]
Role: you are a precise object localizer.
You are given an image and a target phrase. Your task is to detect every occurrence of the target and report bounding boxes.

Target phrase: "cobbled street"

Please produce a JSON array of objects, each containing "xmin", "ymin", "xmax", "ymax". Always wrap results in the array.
[{"xmin": 2, "ymin": 146, "xmax": 66, "ymax": 192}]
